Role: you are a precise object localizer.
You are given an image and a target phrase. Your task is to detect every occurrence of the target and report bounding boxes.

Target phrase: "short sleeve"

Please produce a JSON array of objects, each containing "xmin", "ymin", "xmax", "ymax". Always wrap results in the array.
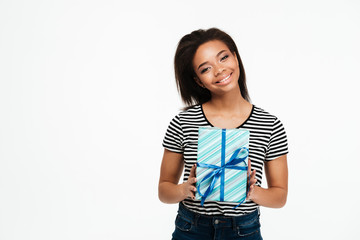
[
  {"xmin": 162, "ymin": 115, "xmax": 184, "ymax": 153},
  {"xmin": 265, "ymin": 117, "xmax": 289, "ymax": 161}
]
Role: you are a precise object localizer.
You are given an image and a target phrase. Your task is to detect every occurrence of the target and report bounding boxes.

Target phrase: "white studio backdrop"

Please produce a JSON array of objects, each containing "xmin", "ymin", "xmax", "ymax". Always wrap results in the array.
[{"xmin": 0, "ymin": 0, "xmax": 359, "ymax": 239}]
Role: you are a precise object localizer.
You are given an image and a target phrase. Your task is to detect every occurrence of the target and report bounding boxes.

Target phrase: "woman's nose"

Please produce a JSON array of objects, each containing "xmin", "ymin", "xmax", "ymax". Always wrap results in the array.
[{"xmin": 214, "ymin": 65, "xmax": 225, "ymax": 76}]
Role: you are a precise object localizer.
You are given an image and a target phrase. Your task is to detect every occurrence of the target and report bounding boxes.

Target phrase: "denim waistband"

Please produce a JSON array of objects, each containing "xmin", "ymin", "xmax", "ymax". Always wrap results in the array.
[{"xmin": 178, "ymin": 202, "xmax": 259, "ymax": 228}]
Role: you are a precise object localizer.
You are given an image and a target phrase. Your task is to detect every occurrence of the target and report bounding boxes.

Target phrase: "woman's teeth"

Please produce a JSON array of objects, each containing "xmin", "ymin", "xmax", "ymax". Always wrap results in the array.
[{"xmin": 218, "ymin": 74, "xmax": 231, "ymax": 83}]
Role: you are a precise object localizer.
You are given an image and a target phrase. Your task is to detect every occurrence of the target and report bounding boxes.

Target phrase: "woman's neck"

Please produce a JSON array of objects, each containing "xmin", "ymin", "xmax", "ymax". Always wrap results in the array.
[
  {"xmin": 202, "ymin": 88, "xmax": 252, "ymax": 129},
  {"xmin": 206, "ymin": 88, "xmax": 250, "ymax": 113}
]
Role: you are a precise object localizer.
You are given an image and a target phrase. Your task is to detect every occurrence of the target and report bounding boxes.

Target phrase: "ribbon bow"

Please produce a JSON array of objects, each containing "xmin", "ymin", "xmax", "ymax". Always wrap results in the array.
[{"xmin": 196, "ymin": 129, "xmax": 249, "ymax": 208}]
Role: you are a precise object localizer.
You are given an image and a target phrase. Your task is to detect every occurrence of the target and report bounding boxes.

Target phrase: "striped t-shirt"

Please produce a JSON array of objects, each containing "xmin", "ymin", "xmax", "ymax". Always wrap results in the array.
[{"xmin": 162, "ymin": 104, "xmax": 288, "ymax": 216}]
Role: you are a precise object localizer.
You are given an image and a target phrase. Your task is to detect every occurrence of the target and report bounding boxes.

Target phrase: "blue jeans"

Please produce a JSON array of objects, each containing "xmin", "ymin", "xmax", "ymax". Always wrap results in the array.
[{"xmin": 172, "ymin": 203, "xmax": 263, "ymax": 240}]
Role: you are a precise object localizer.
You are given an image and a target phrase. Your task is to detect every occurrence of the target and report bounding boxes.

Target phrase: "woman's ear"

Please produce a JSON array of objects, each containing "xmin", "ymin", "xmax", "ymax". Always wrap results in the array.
[{"xmin": 194, "ymin": 76, "xmax": 206, "ymax": 88}]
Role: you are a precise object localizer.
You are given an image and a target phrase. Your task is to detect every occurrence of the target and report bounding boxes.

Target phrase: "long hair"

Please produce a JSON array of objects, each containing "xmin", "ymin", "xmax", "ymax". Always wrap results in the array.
[{"xmin": 174, "ymin": 28, "xmax": 250, "ymax": 108}]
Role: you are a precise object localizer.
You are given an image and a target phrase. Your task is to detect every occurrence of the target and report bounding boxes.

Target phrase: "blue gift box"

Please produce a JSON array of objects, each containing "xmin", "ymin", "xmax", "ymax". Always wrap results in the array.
[{"xmin": 195, "ymin": 127, "xmax": 249, "ymax": 207}]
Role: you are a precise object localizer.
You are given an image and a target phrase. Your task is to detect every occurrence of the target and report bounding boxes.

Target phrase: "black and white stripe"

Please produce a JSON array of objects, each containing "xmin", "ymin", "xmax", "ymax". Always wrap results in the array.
[{"xmin": 162, "ymin": 104, "xmax": 288, "ymax": 216}]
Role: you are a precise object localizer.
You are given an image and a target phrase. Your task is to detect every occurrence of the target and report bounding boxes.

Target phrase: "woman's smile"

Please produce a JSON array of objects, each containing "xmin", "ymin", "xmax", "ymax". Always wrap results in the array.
[{"xmin": 215, "ymin": 73, "xmax": 232, "ymax": 85}]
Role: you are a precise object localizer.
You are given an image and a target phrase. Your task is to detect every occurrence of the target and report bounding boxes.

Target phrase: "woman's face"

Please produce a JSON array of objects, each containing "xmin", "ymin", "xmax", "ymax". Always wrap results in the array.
[{"xmin": 192, "ymin": 40, "xmax": 240, "ymax": 96}]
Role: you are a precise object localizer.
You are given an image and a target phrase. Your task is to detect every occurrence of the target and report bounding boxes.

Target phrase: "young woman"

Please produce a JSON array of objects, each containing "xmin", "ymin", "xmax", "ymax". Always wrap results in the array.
[{"xmin": 158, "ymin": 28, "xmax": 288, "ymax": 240}]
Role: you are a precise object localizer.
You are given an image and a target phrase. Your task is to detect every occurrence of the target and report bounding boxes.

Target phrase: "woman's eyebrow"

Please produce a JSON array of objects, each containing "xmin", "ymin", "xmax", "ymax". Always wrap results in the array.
[{"xmin": 197, "ymin": 50, "xmax": 227, "ymax": 70}]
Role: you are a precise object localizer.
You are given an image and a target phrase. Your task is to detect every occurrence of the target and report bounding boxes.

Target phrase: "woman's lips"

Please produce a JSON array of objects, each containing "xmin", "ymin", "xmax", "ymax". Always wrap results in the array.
[{"xmin": 216, "ymin": 73, "xmax": 232, "ymax": 85}]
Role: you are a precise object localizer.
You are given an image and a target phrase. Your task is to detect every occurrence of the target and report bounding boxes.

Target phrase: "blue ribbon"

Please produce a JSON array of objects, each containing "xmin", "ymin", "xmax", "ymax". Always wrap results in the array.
[{"xmin": 197, "ymin": 129, "xmax": 249, "ymax": 208}]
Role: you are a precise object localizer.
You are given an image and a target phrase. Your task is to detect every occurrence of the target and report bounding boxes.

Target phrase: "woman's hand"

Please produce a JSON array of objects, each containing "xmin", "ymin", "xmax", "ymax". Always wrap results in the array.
[
  {"xmin": 246, "ymin": 155, "xmax": 288, "ymax": 208},
  {"xmin": 158, "ymin": 149, "xmax": 198, "ymax": 203},
  {"xmin": 179, "ymin": 164, "xmax": 197, "ymax": 200},
  {"xmin": 246, "ymin": 158, "xmax": 257, "ymax": 200}
]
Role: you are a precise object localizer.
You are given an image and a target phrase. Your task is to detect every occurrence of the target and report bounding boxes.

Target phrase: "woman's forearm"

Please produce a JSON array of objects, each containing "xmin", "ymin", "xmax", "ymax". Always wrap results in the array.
[
  {"xmin": 250, "ymin": 186, "xmax": 287, "ymax": 208},
  {"xmin": 158, "ymin": 181, "xmax": 187, "ymax": 204}
]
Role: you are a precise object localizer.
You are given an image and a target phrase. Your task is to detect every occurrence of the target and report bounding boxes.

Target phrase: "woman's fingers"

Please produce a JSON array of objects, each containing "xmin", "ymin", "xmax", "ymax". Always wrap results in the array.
[
  {"xmin": 188, "ymin": 176, "xmax": 197, "ymax": 199},
  {"xmin": 189, "ymin": 164, "xmax": 197, "ymax": 178},
  {"xmin": 247, "ymin": 158, "xmax": 256, "ymax": 186},
  {"xmin": 247, "ymin": 158, "xmax": 252, "ymax": 176},
  {"xmin": 250, "ymin": 169, "xmax": 256, "ymax": 183},
  {"xmin": 181, "ymin": 165, "xmax": 197, "ymax": 200},
  {"xmin": 188, "ymin": 177, "xmax": 197, "ymax": 185},
  {"xmin": 249, "ymin": 169, "xmax": 257, "ymax": 186},
  {"xmin": 183, "ymin": 181, "xmax": 197, "ymax": 199},
  {"xmin": 189, "ymin": 185, "xmax": 196, "ymax": 199},
  {"xmin": 247, "ymin": 169, "xmax": 257, "ymax": 200}
]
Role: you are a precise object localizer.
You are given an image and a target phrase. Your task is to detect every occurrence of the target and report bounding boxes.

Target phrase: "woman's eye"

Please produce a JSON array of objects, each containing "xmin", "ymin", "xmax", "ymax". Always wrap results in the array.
[
  {"xmin": 221, "ymin": 55, "xmax": 229, "ymax": 61},
  {"xmin": 201, "ymin": 67, "xmax": 210, "ymax": 74}
]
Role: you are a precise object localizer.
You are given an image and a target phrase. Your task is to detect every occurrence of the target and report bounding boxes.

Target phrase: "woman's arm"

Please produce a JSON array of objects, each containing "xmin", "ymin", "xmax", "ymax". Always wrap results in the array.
[
  {"xmin": 158, "ymin": 149, "xmax": 197, "ymax": 204},
  {"xmin": 248, "ymin": 154, "xmax": 288, "ymax": 208}
]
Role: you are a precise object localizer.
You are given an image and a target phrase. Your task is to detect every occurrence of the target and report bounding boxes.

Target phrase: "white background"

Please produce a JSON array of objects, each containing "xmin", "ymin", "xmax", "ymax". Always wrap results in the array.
[{"xmin": 1, "ymin": 0, "xmax": 359, "ymax": 239}]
